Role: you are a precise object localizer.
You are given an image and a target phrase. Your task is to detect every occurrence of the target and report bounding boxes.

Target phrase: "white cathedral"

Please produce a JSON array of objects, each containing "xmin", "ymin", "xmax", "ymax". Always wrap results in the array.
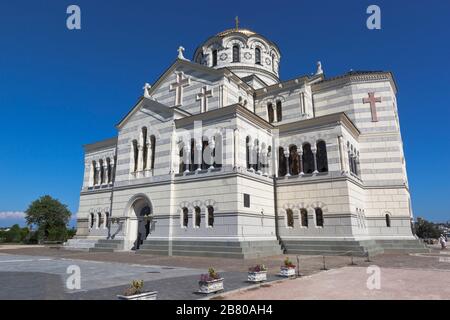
[{"xmin": 67, "ymin": 24, "xmax": 427, "ymax": 258}]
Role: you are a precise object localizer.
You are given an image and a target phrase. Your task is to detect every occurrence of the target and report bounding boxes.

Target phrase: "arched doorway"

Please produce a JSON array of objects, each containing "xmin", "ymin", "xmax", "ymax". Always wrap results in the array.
[{"xmin": 127, "ymin": 195, "xmax": 153, "ymax": 250}]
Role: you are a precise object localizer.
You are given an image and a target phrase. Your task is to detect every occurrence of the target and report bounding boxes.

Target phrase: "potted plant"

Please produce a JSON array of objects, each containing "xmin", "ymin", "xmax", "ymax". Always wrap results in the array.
[
  {"xmin": 248, "ymin": 264, "xmax": 267, "ymax": 282},
  {"xmin": 279, "ymin": 257, "xmax": 296, "ymax": 277},
  {"xmin": 117, "ymin": 280, "xmax": 158, "ymax": 300},
  {"xmin": 198, "ymin": 267, "xmax": 224, "ymax": 294}
]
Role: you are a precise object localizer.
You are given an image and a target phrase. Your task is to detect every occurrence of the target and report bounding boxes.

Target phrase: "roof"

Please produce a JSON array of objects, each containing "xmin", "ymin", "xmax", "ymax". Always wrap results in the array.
[
  {"xmin": 84, "ymin": 137, "xmax": 117, "ymax": 153},
  {"xmin": 216, "ymin": 28, "xmax": 257, "ymax": 37}
]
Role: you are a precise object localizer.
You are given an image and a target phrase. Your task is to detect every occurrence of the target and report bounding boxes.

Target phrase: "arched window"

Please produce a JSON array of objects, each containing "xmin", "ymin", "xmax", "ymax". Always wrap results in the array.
[
  {"xmin": 92, "ymin": 161, "xmax": 98, "ymax": 185},
  {"xmin": 289, "ymin": 145, "xmax": 300, "ymax": 175},
  {"xmin": 99, "ymin": 159, "xmax": 105, "ymax": 184},
  {"xmin": 104, "ymin": 212, "xmax": 109, "ymax": 229},
  {"xmin": 207, "ymin": 206, "xmax": 214, "ymax": 227},
  {"xmin": 286, "ymin": 209, "xmax": 294, "ymax": 228},
  {"xmin": 385, "ymin": 214, "xmax": 391, "ymax": 227},
  {"xmin": 190, "ymin": 139, "xmax": 196, "ymax": 171},
  {"xmin": 132, "ymin": 140, "xmax": 139, "ymax": 172},
  {"xmin": 271, "ymin": 53, "xmax": 275, "ymax": 72},
  {"xmin": 97, "ymin": 212, "xmax": 102, "ymax": 229},
  {"xmin": 182, "ymin": 207, "xmax": 189, "ymax": 227},
  {"xmin": 89, "ymin": 213, "xmax": 94, "ymax": 229},
  {"xmin": 194, "ymin": 207, "xmax": 201, "ymax": 227},
  {"xmin": 302, "ymin": 143, "xmax": 314, "ymax": 174},
  {"xmin": 212, "ymin": 49, "xmax": 218, "ymax": 67},
  {"xmin": 201, "ymin": 139, "xmax": 209, "ymax": 170},
  {"xmin": 142, "ymin": 127, "xmax": 148, "ymax": 170},
  {"xmin": 267, "ymin": 103, "xmax": 274, "ymax": 123},
  {"xmin": 253, "ymin": 139, "xmax": 260, "ymax": 171},
  {"xmin": 315, "ymin": 208, "xmax": 324, "ymax": 227},
  {"xmin": 232, "ymin": 45, "xmax": 240, "ymax": 62},
  {"xmin": 255, "ymin": 47, "xmax": 261, "ymax": 65},
  {"xmin": 214, "ymin": 134, "xmax": 223, "ymax": 168},
  {"xmin": 246, "ymin": 136, "xmax": 251, "ymax": 169},
  {"xmin": 179, "ymin": 145, "xmax": 185, "ymax": 173},
  {"xmin": 276, "ymin": 100, "xmax": 282, "ymax": 122},
  {"xmin": 316, "ymin": 140, "xmax": 328, "ymax": 173},
  {"xmin": 278, "ymin": 147, "xmax": 287, "ymax": 176},
  {"xmin": 106, "ymin": 158, "xmax": 112, "ymax": 183},
  {"xmin": 149, "ymin": 135, "xmax": 156, "ymax": 170},
  {"xmin": 300, "ymin": 209, "xmax": 308, "ymax": 227}
]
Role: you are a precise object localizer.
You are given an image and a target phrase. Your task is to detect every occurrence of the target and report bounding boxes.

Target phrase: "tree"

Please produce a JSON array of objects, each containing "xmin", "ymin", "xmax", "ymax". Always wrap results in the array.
[
  {"xmin": 415, "ymin": 217, "xmax": 441, "ymax": 239},
  {"xmin": 25, "ymin": 195, "xmax": 71, "ymax": 242}
]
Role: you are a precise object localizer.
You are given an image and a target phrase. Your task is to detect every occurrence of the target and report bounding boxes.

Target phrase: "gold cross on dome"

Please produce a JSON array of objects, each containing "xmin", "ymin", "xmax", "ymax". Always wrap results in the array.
[{"xmin": 235, "ymin": 16, "xmax": 239, "ymax": 30}]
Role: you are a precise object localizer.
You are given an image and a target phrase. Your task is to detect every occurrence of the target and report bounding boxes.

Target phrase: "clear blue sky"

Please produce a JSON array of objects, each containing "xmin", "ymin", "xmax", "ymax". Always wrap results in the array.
[{"xmin": 0, "ymin": 0, "xmax": 449, "ymax": 227}]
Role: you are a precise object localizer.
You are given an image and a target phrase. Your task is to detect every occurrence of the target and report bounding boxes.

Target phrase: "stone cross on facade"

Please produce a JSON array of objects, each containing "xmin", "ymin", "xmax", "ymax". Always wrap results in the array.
[
  {"xmin": 196, "ymin": 86, "xmax": 213, "ymax": 113},
  {"xmin": 170, "ymin": 72, "xmax": 190, "ymax": 106},
  {"xmin": 363, "ymin": 92, "xmax": 381, "ymax": 122}
]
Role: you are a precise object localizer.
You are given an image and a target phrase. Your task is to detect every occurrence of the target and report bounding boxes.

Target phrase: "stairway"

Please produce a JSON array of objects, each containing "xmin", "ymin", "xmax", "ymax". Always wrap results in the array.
[
  {"xmin": 137, "ymin": 240, "xmax": 283, "ymax": 259},
  {"xmin": 282, "ymin": 239, "xmax": 385, "ymax": 257},
  {"xmin": 375, "ymin": 239, "xmax": 430, "ymax": 253},
  {"xmin": 63, "ymin": 238, "xmax": 98, "ymax": 251},
  {"xmin": 88, "ymin": 239, "xmax": 124, "ymax": 253}
]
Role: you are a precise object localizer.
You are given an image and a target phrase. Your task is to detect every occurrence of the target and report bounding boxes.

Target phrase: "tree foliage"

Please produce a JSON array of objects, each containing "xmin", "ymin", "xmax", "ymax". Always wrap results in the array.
[
  {"xmin": 415, "ymin": 217, "xmax": 441, "ymax": 239},
  {"xmin": 25, "ymin": 195, "xmax": 71, "ymax": 241}
]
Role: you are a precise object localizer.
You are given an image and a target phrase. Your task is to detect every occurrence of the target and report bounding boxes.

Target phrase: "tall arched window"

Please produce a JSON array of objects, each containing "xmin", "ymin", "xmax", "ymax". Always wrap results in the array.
[
  {"xmin": 92, "ymin": 161, "xmax": 98, "ymax": 185},
  {"xmin": 286, "ymin": 209, "xmax": 294, "ymax": 228},
  {"xmin": 316, "ymin": 140, "xmax": 328, "ymax": 173},
  {"xmin": 253, "ymin": 139, "xmax": 260, "ymax": 171},
  {"xmin": 190, "ymin": 139, "xmax": 197, "ymax": 171},
  {"xmin": 149, "ymin": 135, "xmax": 156, "ymax": 170},
  {"xmin": 385, "ymin": 214, "xmax": 391, "ymax": 227},
  {"xmin": 276, "ymin": 100, "xmax": 282, "ymax": 122},
  {"xmin": 142, "ymin": 127, "xmax": 148, "ymax": 170},
  {"xmin": 289, "ymin": 145, "xmax": 300, "ymax": 175},
  {"xmin": 300, "ymin": 209, "xmax": 308, "ymax": 227},
  {"xmin": 104, "ymin": 212, "xmax": 109, "ymax": 229},
  {"xmin": 207, "ymin": 206, "xmax": 214, "ymax": 227},
  {"xmin": 302, "ymin": 143, "xmax": 314, "ymax": 174},
  {"xmin": 246, "ymin": 136, "xmax": 251, "ymax": 169},
  {"xmin": 97, "ymin": 212, "xmax": 102, "ymax": 229},
  {"xmin": 182, "ymin": 207, "xmax": 189, "ymax": 227},
  {"xmin": 179, "ymin": 145, "xmax": 185, "ymax": 173},
  {"xmin": 214, "ymin": 133, "xmax": 223, "ymax": 168},
  {"xmin": 315, "ymin": 208, "xmax": 324, "ymax": 227},
  {"xmin": 267, "ymin": 103, "xmax": 274, "ymax": 123},
  {"xmin": 278, "ymin": 147, "xmax": 287, "ymax": 176},
  {"xmin": 232, "ymin": 45, "xmax": 240, "ymax": 62},
  {"xmin": 132, "ymin": 140, "xmax": 139, "ymax": 172},
  {"xmin": 201, "ymin": 139, "xmax": 209, "ymax": 170},
  {"xmin": 90, "ymin": 213, "xmax": 94, "ymax": 229},
  {"xmin": 212, "ymin": 49, "xmax": 218, "ymax": 67},
  {"xmin": 194, "ymin": 207, "xmax": 201, "ymax": 227},
  {"xmin": 99, "ymin": 159, "xmax": 105, "ymax": 184},
  {"xmin": 271, "ymin": 53, "xmax": 275, "ymax": 72},
  {"xmin": 255, "ymin": 47, "xmax": 261, "ymax": 65},
  {"xmin": 106, "ymin": 158, "xmax": 112, "ymax": 183}
]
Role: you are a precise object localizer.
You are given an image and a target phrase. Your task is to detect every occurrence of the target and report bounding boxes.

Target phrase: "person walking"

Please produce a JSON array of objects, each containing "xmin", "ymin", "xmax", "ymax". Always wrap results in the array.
[{"xmin": 439, "ymin": 234, "xmax": 447, "ymax": 250}]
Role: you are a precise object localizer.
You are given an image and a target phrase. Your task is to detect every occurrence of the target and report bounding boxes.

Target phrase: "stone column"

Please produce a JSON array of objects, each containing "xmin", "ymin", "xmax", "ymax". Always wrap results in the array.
[
  {"xmin": 298, "ymin": 150, "xmax": 304, "ymax": 175},
  {"xmin": 184, "ymin": 146, "xmax": 191, "ymax": 174},
  {"xmin": 267, "ymin": 149, "xmax": 272, "ymax": 176},
  {"xmin": 103, "ymin": 160, "xmax": 109, "ymax": 185},
  {"xmin": 209, "ymin": 141, "xmax": 215, "ymax": 170},
  {"xmin": 110, "ymin": 158, "xmax": 115, "ymax": 183},
  {"xmin": 233, "ymin": 129, "xmax": 239, "ymax": 170},
  {"xmin": 95, "ymin": 162, "xmax": 101, "ymax": 185},
  {"xmin": 312, "ymin": 146, "xmax": 319, "ymax": 174},
  {"xmin": 284, "ymin": 150, "xmax": 290, "ymax": 177},
  {"xmin": 338, "ymin": 136, "xmax": 345, "ymax": 173},
  {"xmin": 146, "ymin": 140, "xmax": 152, "ymax": 176},
  {"xmin": 137, "ymin": 144, "xmax": 144, "ymax": 174},
  {"xmin": 89, "ymin": 162, "xmax": 94, "ymax": 187},
  {"xmin": 196, "ymin": 144, "xmax": 202, "ymax": 172}
]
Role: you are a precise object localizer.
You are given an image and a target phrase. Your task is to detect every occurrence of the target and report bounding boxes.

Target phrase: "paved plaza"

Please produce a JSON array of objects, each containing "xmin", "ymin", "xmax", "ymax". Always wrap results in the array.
[{"xmin": 0, "ymin": 245, "xmax": 448, "ymax": 300}]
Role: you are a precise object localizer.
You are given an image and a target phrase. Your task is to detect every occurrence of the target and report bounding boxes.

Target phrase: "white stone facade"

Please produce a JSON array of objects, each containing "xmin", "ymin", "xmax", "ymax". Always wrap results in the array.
[{"xmin": 74, "ymin": 27, "xmax": 415, "ymax": 255}]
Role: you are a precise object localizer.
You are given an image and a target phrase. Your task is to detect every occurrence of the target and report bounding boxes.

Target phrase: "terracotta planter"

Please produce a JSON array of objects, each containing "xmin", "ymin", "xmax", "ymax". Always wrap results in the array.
[
  {"xmin": 279, "ymin": 266, "xmax": 296, "ymax": 277},
  {"xmin": 248, "ymin": 271, "xmax": 267, "ymax": 282},
  {"xmin": 117, "ymin": 291, "xmax": 158, "ymax": 300},
  {"xmin": 198, "ymin": 278, "xmax": 224, "ymax": 294}
]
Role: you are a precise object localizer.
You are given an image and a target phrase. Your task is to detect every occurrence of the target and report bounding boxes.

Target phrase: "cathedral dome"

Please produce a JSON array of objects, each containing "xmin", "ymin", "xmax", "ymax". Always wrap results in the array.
[{"xmin": 193, "ymin": 23, "xmax": 281, "ymax": 86}]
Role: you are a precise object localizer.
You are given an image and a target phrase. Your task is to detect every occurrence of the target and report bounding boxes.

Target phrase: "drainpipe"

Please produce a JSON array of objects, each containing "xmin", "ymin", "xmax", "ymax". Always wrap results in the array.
[{"xmin": 107, "ymin": 143, "xmax": 118, "ymax": 240}]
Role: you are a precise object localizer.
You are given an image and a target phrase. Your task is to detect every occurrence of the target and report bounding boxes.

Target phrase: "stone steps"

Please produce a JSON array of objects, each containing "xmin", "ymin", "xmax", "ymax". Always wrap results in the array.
[
  {"xmin": 138, "ymin": 240, "xmax": 283, "ymax": 259},
  {"xmin": 375, "ymin": 239, "xmax": 430, "ymax": 253},
  {"xmin": 63, "ymin": 239, "xmax": 98, "ymax": 251},
  {"xmin": 282, "ymin": 240, "xmax": 384, "ymax": 257},
  {"xmin": 89, "ymin": 239, "xmax": 124, "ymax": 253}
]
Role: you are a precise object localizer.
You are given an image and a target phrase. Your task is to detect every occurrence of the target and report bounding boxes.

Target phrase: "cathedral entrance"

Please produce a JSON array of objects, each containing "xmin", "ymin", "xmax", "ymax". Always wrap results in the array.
[{"xmin": 127, "ymin": 195, "xmax": 153, "ymax": 250}]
